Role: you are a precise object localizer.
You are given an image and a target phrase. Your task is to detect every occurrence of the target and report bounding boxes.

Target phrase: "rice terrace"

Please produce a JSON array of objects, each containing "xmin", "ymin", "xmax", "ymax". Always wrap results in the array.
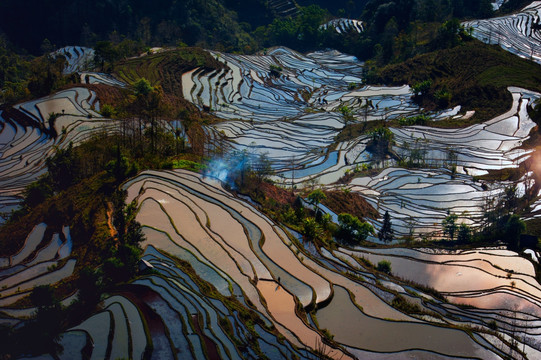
[{"xmin": 2, "ymin": 0, "xmax": 541, "ymax": 359}]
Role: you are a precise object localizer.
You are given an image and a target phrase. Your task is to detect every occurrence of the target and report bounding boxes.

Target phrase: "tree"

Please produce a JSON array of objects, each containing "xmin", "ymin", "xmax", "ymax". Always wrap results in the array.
[
  {"xmin": 27, "ymin": 285, "xmax": 63, "ymax": 354},
  {"xmin": 339, "ymin": 105, "xmax": 355, "ymax": 135},
  {"xmin": 303, "ymin": 217, "xmax": 322, "ymax": 241},
  {"xmin": 46, "ymin": 142, "xmax": 80, "ymax": 192},
  {"xmin": 378, "ymin": 211, "xmax": 393, "ymax": 243},
  {"xmin": 94, "ymin": 40, "xmax": 119, "ymax": 70},
  {"xmin": 134, "ymin": 78, "xmax": 153, "ymax": 96},
  {"xmin": 457, "ymin": 223, "xmax": 472, "ymax": 243},
  {"xmin": 336, "ymin": 213, "xmax": 374, "ymax": 243},
  {"xmin": 293, "ymin": 195, "xmax": 305, "ymax": 223},
  {"xmin": 30, "ymin": 285, "xmax": 57, "ymax": 310},
  {"xmin": 132, "ymin": 78, "xmax": 166, "ymax": 153},
  {"xmin": 269, "ymin": 64, "xmax": 282, "ymax": 77},
  {"xmin": 253, "ymin": 152, "xmax": 273, "ymax": 182},
  {"xmin": 298, "ymin": 5, "xmax": 326, "ymax": 44},
  {"xmin": 307, "ymin": 189, "xmax": 326, "ymax": 216},
  {"xmin": 504, "ymin": 214, "xmax": 526, "ymax": 250},
  {"xmin": 442, "ymin": 211, "xmax": 458, "ymax": 240},
  {"xmin": 23, "ymin": 176, "xmax": 53, "ymax": 208},
  {"xmin": 40, "ymin": 38, "xmax": 54, "ymax": 55},
  {"xmin": 504, "ymin": 185, "xmax": 518, "ymax": 213},
  {"xmin": 77, "ymin": 266, "xmax": 101, "ymax": 307},
  {"xmin": 27, "ymin": 54, "xmax": 66, "ymax": 98},
  {"xmin": 368, "ymin": 126, "xmax": 394, "ymax": 163}
]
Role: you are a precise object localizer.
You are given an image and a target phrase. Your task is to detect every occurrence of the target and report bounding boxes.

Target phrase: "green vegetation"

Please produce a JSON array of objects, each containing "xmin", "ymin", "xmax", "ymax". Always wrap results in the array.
[
  {"xmin": 254, "ymin": 5, "xmax": 329, "ymax": 52},
  {"xmin": 377, "ymin": 259, "xmax": 392, "ymax": 274},
  {"xmin": 303, "ymin": 217, "xmax": 324, "ymax": 242},
  {"xmin": 0, "ymin": 170, "xmax": 145, "ymax": 357},
  {"xmin": 367, "ymin": 126, "xmax": 395, "ymax": 162},
  {"xmin": 0, "ymin": 37, "xmax": 76, "ymax": 104},
  {"xmin": 0, "ymin": 52, "xmax": 235, "ymax": 354},
  {"xmin": 0, "ymin": 285, "xmax": 64, "ymax": 355},
  {"xmin": 269, "ymin": 64, "xmax": 283, "ymax": 77},
  {"xmin": 339, "ymin": 105, "xmax": 355, "ymax": 135},
  {"xmin": 457, "ymin": 223, "xmax": 473, "ymax": 243},
  {"xmin": 432, "ymin": 184, "xmax": 529, "ymax": 249},
  {"xmin": 172, "ymin": 159, "xmax": 207, "ymax": 171},
  {"xmin": 373, "ymin": 40, "xmax": 541, "ymax": 121},
  {"xmin": 1, "ymin": 0, "xmax": 541, "ymax": 356},
  {"xmin": 442, "ymin": 211, "xmax": 459, "ymax": 240},
  {"xmin": 392, "ymin": 294, "xmax": 422, "ymax": 314},
  {"xmin": 0, "ymin": 0, "xmax": 257, "ymax": 55},
  {"xmin": 336, "ymin": 213, "xmax": 374, "ymax": 244},
  {"xmin": 378, "ymin": 211, "xmax": 394, "ymax": 243},
  {"xmin": 307, "ymin": 188, "xmax": 326, "ymax": 215},
  {"xmin": 222, "ymin": 158, "xmax": 376, "ymax": 249},
  {"xmin": 498, "ymin": 0, "xmax": 535, "ymax": 14},
  {"xmin": 358, "ymin": 0, "xmax": 490, "ymax": 64},
  {"xmin": 398, "ymin": 114, "xmax": 430, "ymax": 126}
]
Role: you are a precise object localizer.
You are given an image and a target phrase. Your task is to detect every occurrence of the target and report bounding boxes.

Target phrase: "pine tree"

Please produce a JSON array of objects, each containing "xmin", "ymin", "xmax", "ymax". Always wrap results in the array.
[{"xmin": 378, "ymin": 211, "xmax": 393, "ymax": 243}]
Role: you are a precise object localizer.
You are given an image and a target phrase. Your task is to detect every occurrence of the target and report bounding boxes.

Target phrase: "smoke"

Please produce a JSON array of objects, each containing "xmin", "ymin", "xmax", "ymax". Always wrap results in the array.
[{"xmin": 203, "ymin": 151, "xmax": 252, "ymax": 186}]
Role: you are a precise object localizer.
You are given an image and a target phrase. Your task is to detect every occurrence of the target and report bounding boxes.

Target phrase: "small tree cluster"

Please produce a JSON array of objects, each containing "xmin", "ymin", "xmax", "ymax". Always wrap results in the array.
[{"xmin": 336, "ymin": 213, "xmax": 374, "ymax": 244}]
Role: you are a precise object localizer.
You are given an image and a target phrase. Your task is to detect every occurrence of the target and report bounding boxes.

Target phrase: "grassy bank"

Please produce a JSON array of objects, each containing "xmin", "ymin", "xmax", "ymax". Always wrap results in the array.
[{"xmin": 373, "ymin": 40, "xmax": 541, "ymax": 122}]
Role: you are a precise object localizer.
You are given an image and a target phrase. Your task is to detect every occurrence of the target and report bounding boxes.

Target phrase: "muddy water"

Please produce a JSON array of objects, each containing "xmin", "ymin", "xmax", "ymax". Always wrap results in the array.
[
  {"xmin": 351, "ymin": 251, "xmax": 541, "ymax": 301},
  {"xmin": 256, "ymin": 280, "xmax": 351, "ymax": 360},
  {"xmin": 137, "ymin": 195, "xmax": 271, "ymax": 318},
  {"xmin": 350, "ymin": 247, "xmax": 536, "ymax": 277},
  {"xmin": 160, "ymin": 180, "xmax": 272, "ymax": 280},
  {"xmin": 170, "ymin": 170, "xmax": 332, "ymax": 305},
  {"xmin": 447, "ymin": 291, "xmax": 541, "ymax": 317},
  {"xmin": 316, "ymin": 286, "xmax": 498, "ymax": 358}
]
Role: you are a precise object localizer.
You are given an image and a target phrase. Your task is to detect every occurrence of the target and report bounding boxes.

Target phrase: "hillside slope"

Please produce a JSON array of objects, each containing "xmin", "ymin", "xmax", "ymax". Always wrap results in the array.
[{"xmin": 374, "ymin": 40, "xmax": 541, "ymax": 122}]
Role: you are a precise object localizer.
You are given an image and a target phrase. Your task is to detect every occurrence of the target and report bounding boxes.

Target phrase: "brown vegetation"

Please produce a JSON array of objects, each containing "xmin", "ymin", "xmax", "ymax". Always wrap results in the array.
[{"xmin": 321, "ymin": 190, "xmax": 378, "ymax": 220}]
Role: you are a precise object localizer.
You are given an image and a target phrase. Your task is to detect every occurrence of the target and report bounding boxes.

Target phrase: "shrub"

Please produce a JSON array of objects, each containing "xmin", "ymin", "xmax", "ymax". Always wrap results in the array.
[
  {"xmin": 398, "ymin": 114, "xmax": 430, "ymax": 126},
  {"xmin": 392, "ymin": 295, "xmax": 421, "ymax": 314},
  {"xmin": 100, "ymin": 104, "xmax": 116, "ymax": 118},
  {"xmin": 435, "ymin": 88, "xmax": 452, "ymax": 107},
  {"xmin": 412, "ymin": 80, "xmax": 432, "ymax": 97},
  {"xmin": 269, "ymin": 64, "xmax": 283, "ymax": 77},
  {"xmin": 377, "ymin": 260, "xmax": 392, "ymax": 274}
]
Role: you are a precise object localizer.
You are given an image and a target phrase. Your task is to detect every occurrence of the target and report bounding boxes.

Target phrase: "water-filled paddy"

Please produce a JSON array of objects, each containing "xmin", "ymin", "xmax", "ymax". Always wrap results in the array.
[{"xmin": 316, "ymin": 286, "xmax": 498, "ymax": 358}]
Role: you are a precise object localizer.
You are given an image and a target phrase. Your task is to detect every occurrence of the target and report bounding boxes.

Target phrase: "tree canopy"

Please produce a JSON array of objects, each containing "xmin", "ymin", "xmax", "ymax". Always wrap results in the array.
[{"xmin": 336, "ymin": 213, "xmax": 374, "ymax": 243}]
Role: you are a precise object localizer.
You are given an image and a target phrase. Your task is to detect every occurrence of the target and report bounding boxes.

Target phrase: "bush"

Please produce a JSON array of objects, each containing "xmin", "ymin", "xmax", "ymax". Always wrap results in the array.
[
  {"xmin": 435, "ymin": 88, "xmax": 452, "ymax": 107},
  {"xmin": 398, "ymin": 114, "xmax": 430, "ymax": 126},
  {"xmin": 392, "ymin": 295, "xmax": 421, "ymax": 314},
  {"xmin": 303, "ymin": 217, "xmax": 322, "ymax": 241},
  {"xmin": 377, "ymin": 260, "xmax": 392, "ymax": 274},
  {"xmin": 269, "ymin": 64, "xmax": 283, "ymax": 77},
  {"xmin": 412, "ymin": 80, "xmax": 432, "ymax": 98},
  {"xmin": 100, "ymin": 104, "xmax": 116, "ymax": 117}
]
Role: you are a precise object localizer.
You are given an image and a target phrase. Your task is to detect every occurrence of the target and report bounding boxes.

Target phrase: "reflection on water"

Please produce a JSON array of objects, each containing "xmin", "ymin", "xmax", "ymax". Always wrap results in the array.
[{"xmin": 316, "ymin": 286, "xmax": 496, "ymax": 358}]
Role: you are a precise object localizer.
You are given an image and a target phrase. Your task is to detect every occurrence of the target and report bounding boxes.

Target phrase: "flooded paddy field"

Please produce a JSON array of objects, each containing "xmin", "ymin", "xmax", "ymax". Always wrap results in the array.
[{"xmin": 1, "ymin": 18, "xmax": 541, "ymax": 356}]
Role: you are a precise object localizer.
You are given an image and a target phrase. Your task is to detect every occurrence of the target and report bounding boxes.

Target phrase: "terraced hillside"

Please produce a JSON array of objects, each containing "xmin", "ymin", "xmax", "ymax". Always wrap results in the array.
[
  {"xmin": 34, "ymin": 169, "xmax": 538, "ymax": 359},
  {"xmin": 320, "ymin": 18, "xmax": 364, "ymax": 34},
  {"xmin": 3, "ymin": 6, "xmax": 541, "ymax": 358},
  {"xmin": 115, "ymin": 47, "xmax": 226, "ymax": 96},
  {"xmin": 464, "ymin": 1, "xmax": 541, "ymax": 64},
  {"xmin": 0, "ymin": 86, "xmax": 114, "ymax": 223},
  {"xmin": 180, "ymin": 46, "xmax": 540, "ymax": 237}
]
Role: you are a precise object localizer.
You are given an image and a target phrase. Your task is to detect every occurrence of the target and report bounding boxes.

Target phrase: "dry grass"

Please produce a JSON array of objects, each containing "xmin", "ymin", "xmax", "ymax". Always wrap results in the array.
[{"xmin": 322, "ymin": 190, "xmax": 378, "ymax": 220}]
